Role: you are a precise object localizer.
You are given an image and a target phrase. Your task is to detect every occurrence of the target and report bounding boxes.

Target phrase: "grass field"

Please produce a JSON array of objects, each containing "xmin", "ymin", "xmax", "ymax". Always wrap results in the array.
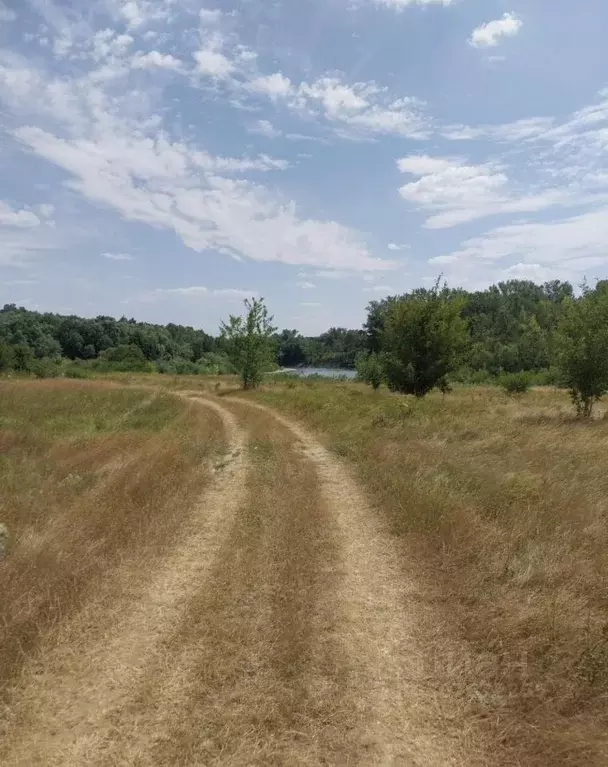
[
  {"xmin": 0, "ymin": 379, "xmax": 224, "ymax": 709},
  {"xmin": 245, "ymin": 378, "xmax": 608, "ymax": 765},
  {"xmin": 1, "ymin": 374, "xmax": 608, "ymax": 765}
]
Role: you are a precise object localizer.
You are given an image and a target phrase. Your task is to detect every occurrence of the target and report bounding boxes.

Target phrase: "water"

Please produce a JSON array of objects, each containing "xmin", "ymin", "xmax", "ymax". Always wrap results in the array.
[{"xmin": 279, "ymin": 367, "xmax": 357, "ymax": 379}]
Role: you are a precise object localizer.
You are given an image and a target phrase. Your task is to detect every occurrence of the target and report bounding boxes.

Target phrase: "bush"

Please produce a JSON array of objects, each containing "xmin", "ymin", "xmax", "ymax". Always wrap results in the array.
[
  {"xmin": 12, "ymin": 343, "xmax": 34, "ymax": 373},
  {"xmin": 94, "ymin": 345, "xmax": 154, "ymax": 373},
  {"xmin": 355, "ymin": 352, "xmax": 384, "ymax": 390},
  {"xmin": 156, "ymin": 357, "xmax": 198, "ymax": 375},
  {"xmin": 381, "ymin": 283, "xmax": 467, "ymax": 397},
  {"xmin": 500, "ymin": 371, "xmax": 533, "ymax": 394},
  {"xmin": 532, "ymin": 367, "xmax": 564, "ymax": 387},
  {"xmin": 30, "ymin": 358, "xmax": 60, "ymax": 379},
  {"xmin": 0, "ymin": 343, "xmax": 15, "ymax": 373},
  {"xmin": 64, "ymin": 365, "xmax": 91, "ymax": 379},
  {"xmin": 557, "ymin": 282, "xmax": 608, "ymax": 417}
]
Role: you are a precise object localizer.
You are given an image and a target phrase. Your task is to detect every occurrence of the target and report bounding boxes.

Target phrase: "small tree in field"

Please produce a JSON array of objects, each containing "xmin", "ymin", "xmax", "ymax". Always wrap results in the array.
[
  {"xmin": 355, "ymin": 351, "xmax": 383, "ymax": 390},
  {"xmin": 220, "ymin": 298, "xmax": 276, "ymax": 389},
  {"xmin": 557, "ymin": 281, "xmax": 608, "ymax": 418},
  {"xmin": 381, "ymin": 282, "xmax": 467, "ymax": 397}
]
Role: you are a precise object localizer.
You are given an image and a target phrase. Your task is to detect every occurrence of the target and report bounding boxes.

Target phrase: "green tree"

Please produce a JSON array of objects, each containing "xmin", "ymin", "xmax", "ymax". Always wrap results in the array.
[
  {"xmin": 355, "ymin": 351, "xmax": 383, "ymax": 390},
  {"xmin": 381, "ymin": 282, "xmax": 467, "ymax": 397},
  {"xmin": 12, "ymin": 343, "xmax": 34, "ymax": 373},
  {"xmin": 96, "ymin": 344, "xmax": 152, "ymax": 372},
  {"xmin": 221, "ymin": 298, "xmax": 276, "ymax": 389},
  {"xmin": 557, "ymin": 282, "xmax": 608, "ymax": 417},
  {"xmin": 276, "ymin": 329, "xmax": 307, "ymax": 368},
  {"xmin": 0, "ymin": 342, "xmax": 15, "ymax": 373}
]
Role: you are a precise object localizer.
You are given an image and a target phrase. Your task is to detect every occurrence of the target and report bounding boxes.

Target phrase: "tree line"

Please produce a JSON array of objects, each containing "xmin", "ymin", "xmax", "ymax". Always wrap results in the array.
[
  {"xmin": 0, "ymin": 302, "xmax": 368, "ymax": 376},
  {"xmin": 3, "ymin": 277, "xmax": 608, "ymax": 415},
  {"xmin": 355, "ymin": 279, "xmax": 608, "ymax": 417}
]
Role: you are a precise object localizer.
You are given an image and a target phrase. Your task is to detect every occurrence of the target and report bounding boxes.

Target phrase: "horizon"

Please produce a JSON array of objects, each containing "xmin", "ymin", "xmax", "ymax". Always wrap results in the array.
[{"xmin": 1, "ymin": 0, "xmax": 608, "ymax": 334}]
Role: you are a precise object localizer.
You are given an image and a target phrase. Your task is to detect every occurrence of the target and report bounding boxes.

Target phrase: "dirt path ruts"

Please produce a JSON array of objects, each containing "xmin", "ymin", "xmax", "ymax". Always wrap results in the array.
[
  {"xmin": 3, "ymin": 392, "xmax": 485, "ymax": 766},
  {"xmin": 2, "ymin": 397, "xmax": 248, "ymax": 767},
  {"xmin": 230, "ymin": 397, "xmax": 477, "ymax": 766}
]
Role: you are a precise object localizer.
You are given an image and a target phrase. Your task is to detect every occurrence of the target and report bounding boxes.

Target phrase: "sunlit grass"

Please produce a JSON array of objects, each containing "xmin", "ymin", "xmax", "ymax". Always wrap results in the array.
[
  {"xmin": 245, "ymin": 378, "xmax": 608, "ymax": 765},
  {"xmin": 0, "ymin": 379, "xmax": 224, "ymax": 700}
]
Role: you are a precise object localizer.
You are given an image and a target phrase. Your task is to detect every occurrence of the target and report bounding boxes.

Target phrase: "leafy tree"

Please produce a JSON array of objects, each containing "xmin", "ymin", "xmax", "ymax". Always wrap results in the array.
[
  {"xmin": 96, "ymin": 344, "xmax": 152, "ymax": 372},
  {"xmin": 557, "ymin": 282, "xmax": 608, "ymax": 417},
  {"xmin": 381, "ymin": 283, "xmax": 467, "ymax": 397},
  {"xmin": 276, "ymin": 329, "xmax": 307, "ymax": 368},
  {"xmin": 0, "ymin": 342, "xmax": 15, "ymax": 373},
  {"xmin": 221, "ymin": 298, "xmax": 276, "ymax": 389},
  {"xmin": 355, "ymin": 351, "xmax": 384, "ymax": 390},
  {"xmin": 12, "ymin": 343, "xmax": 34, "ymax": 373}
]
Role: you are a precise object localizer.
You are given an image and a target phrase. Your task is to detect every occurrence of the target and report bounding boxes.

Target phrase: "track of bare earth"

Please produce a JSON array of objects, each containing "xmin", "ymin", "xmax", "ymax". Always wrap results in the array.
[
  {"xmin": 2, "ymin": 393, "xmax": 491, "ymax": 766},
  {"xmin": 224, "ymin": 397, "xmax": 494, "ymax": 767}
]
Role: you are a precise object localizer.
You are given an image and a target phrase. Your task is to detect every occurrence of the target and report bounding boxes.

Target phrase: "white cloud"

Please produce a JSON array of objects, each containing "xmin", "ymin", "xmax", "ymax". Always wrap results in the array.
[
  {"xmin": 469, "ymin": 13, "xmax": 523, "ymax": 48},
  {"xmin": 397, "ymin": 153, "xmax": 596, "ymax": 229},
  {"xmin": 199, "ymin": 8, "xmax": 223, "ymax": 25},
  {"xmin": 132, "ymin": 51, "xmax": 183, "ymax": 70},
  {"xmin": 397, "ymin": 155, "xmax": 454, "ymax": 175},
  {"xmin": 11, "ymin": 113, "xmax": 386, "ymax": 273},
  {"xmin": 251, "ymin": 73, "xmax": 426, "ymax": 138},
  {"xmin": 193, "ymin": 48, "xmax": 234, "ymax": 78},
  {"xmin": 364, "ymin": 285, "xmax": 395, "ymax": 293},
  {"xmin": 0, "ymin": 44, "xmax": 389, "ymax": 275},
  {"xmin": 300, "ymin": 301, "xmax": 320, "ymax": 306},
  {"xmin": 102, "ymin": 251, "xmax": 133, "ymax": 260},
  {"xmin": 387, "ymin": 242, "xmax": 409, "ymax": 251},
  {"xmin": 0, "ymin": 201, "xmax": 40, "ymax": 228},
  {"xmin": 249, "ymin": 119, "xmax": 282, "ymax": 138},
  {"xmin": 248, "ymin": 72, "xmax": 293, "ymax": 99},
  {"xmin": 37, "ymin": 203, "xmax": 55, "ymax": 218},
  {"xmin": 443, "ymin": 208, "xmax": 608, "ymax": 269},
  {"xmin": 118, "ymin": 0, "xmax": 169, "ymax": 30},
  {"xmin": 92, "ymin": 29, "xmax": 134, "ymax": 61},
  {"xmin": 296, "ymin": 281, "xmax": 316, "ymax": 289}
]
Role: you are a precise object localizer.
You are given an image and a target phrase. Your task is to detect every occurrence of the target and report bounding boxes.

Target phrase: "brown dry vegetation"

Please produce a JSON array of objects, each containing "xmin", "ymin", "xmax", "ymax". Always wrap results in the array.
[
  {"xmin": 3, "ymin": 374, "xmax": 608, "ymax": 765},
  {"xmin": 121, "ymin": 398, "xmax": 356, "ymax": 766},
  {"xmin": 247, "ymin": 379, "xmax": 608, "ymax": 766},
  {"xmin": 0, "ymin": 380, "xmax": 224, "ymax": 742}
]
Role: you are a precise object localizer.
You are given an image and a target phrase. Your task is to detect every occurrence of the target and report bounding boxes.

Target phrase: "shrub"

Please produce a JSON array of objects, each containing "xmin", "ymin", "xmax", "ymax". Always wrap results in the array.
[
  {"xmin": 355, "ymin": 352, "xmax": 384, "ymax": 390},
  {"xmin": 0, "ymin": 343, "xmax": 15, "ymax": 373},
  {"xmin": 381, "ymin": 283, "xmax": 467, "ymax": 397},
  {"xmin": 500, "ymin": 371, "xmax": 532, "ymax": 395},
  {"xmin": 94, "ymin": 345, "xmax": 154, "ymax": 373},
  {"xmin": 12, "ymin": 343, "xmax": 34, "ymax": 373},
  {"xmin": 30, "ymin": 359, "xmax": 60, "ymax": 379},
  {"xmin": 557, "ymin": 282, "xmax": 608, "ymax": 417}
]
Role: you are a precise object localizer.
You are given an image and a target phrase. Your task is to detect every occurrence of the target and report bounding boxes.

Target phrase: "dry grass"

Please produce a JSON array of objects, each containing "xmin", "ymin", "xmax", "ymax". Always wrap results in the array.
[
  {"xmin": 127, "ymin": 397, "xmax": 355, "ymax": 766},
  {"xmin": 0, "ymin": 379, "xmax": 224, "ymax": 725},
  {"xmin": 244, "ymin": 379, "xmax": 608, "ymax": 766}
]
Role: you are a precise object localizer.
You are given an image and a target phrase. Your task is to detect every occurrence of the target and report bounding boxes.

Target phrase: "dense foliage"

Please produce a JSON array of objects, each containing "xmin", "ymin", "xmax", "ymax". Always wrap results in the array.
[
  {"xmin": 1, "ymin": 279, "xmax": 606, "ymax": 401},
  {"xmin": 379, "ymin": 283, "xmax": 468, "ymax": 396},
  {"xmin": 557, "ymin": 281, "xmax": 608, "ymax": 417}
]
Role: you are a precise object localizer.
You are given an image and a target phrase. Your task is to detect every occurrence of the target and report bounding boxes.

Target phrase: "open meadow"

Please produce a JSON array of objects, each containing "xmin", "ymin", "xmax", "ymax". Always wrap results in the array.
[{"xmin": 1, "ymin": 375, "xmax": 607, "ymax": 765}]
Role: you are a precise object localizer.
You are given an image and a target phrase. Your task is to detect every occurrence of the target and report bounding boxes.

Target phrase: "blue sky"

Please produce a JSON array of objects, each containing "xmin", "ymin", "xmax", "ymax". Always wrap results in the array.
[{"xmin": 1, "ymin": 0, "xmax": 607, "ymax": 334}]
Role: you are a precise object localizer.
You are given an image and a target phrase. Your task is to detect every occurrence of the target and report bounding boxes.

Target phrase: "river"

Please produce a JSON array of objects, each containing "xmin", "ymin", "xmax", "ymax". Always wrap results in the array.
[{"xmin": 279, "ymin": 367, "xmax": 357, "ymax": 379}]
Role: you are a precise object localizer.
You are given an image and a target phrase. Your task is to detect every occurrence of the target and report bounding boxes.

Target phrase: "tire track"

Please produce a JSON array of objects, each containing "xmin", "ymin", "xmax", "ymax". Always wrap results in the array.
[
  {"xmin": 102, "ymin": 396, "xmax": 355, "ymax": 767},
  {"xmin": 1, "ymin": 397, "xmax": 248, "ymax": 767},
  {"xmin": 231, "ymin": 398, "xmax": 481, "ymax": 766}
]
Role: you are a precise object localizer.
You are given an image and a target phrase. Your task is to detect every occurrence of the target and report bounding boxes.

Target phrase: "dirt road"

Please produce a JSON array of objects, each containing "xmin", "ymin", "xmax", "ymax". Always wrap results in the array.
[{"xmin": 1, "ymin": 394, "xmax": 490, "ymax": 765}]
